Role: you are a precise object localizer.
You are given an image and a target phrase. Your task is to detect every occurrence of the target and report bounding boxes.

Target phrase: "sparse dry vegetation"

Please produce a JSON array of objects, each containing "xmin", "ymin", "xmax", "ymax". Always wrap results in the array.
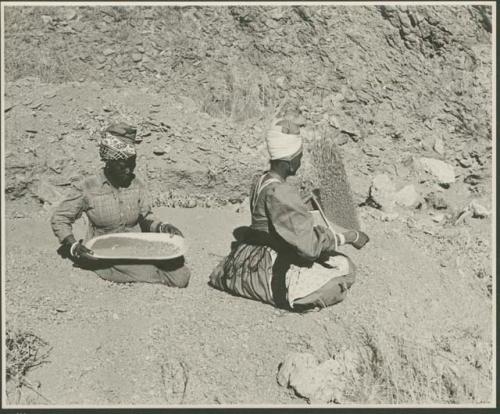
[{"xmin": 6, "ymin": 324, "xmax": 52, "ymax": 404}]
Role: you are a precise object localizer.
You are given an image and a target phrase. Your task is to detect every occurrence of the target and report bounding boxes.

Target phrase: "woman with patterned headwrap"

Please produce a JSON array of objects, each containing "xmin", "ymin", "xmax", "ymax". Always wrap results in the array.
[
  {"xmin": 209, "ymin": 111, "xmax": 369, "ymax": 311},
  {"xmin": 51, "ymin": 122, "xmax": 191, "ymax": 287}
]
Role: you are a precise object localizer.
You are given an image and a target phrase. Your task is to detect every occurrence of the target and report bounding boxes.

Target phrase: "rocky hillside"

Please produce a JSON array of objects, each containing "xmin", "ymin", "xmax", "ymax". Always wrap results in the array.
[{"xmin": 4, "ymin": 5, "xmax": 492, "ymax": 212}]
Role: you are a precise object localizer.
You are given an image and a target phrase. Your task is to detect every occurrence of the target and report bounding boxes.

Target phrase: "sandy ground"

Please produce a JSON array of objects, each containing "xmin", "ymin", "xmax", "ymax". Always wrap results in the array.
[{"xmin": 4, "ymin": 205, "xmax": 492, "ymax": 406}]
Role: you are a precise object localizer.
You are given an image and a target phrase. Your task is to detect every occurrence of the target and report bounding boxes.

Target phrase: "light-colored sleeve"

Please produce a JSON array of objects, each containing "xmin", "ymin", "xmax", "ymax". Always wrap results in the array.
[
  {"xmin": 138, "ymin": 180, "xmax": 161, "ymax": 232},
  {"xmin": 265, "ymin": 183, "xmax": 338, "ymax": 261},
  {"xmin": 50, "ymin": 183, "xmax": 86, "ymax": 243}
]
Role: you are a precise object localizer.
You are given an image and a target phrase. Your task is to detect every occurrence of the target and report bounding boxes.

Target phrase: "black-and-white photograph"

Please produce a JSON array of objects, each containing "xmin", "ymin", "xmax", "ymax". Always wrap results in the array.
[{"xmin": 1, "ymin": 0, "xmax": 495, "ymax": 409}]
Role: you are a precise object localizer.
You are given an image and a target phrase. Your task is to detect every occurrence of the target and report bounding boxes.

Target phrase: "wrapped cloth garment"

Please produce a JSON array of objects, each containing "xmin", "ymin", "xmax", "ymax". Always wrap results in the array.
[
  {"xmin": 51, "ymin": 169, "xmax": 190, "ymax": 287},
  {"xmin": 99, "ymin": 122, "xmax": 137, "ymax": 161},
  {"xmin": 209, "ymin": 171, "xmax": 355, "ymax": 310},
  {"xmin": 266, "ymin": 119, "xmax": 303, "ymax": 161}
]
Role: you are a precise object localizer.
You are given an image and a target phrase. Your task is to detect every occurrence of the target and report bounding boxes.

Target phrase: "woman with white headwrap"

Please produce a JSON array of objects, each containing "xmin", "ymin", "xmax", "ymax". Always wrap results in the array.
[
  {"xmin": 51, "ymin": 122, "xmax": 191, "ymax": 287},
  {"xmin": 209, "ymin": 112, "xmax": 369, "ymax": 310}
]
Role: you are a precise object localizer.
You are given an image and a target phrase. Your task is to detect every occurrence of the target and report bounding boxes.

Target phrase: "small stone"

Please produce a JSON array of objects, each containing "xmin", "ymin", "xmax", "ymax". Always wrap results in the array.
[
  {"xmin": 369, "ymin": 174, "xmax": 396, "ymax": 211},
  {"xmin": 381, "ymin": 212, "xmax": 399, "ymax": 221},
  {"xmin": 276, "ymin": 76, "xmax": 286, "ymax": 88},
  {"xmin": 96, "ymin": 55, "xmax": 106, "ymax": 64},
  {"xmin": 394, "ymin": 184, "xmax": 420, "ymax": 207},
  {"xmin": 41, "ymin": 15, "xmax": 52, "ymax": 25},
  {"xmin": 186, "ymin": 199, "xmax": 197, "ymax": 208},
  {"xmin": 433, "ymin": 138, "xmax": 445, "ymax": 155},
  {"xmin": 469, "ymin": 200, "xmax": 489, "ymax": 218},
  {"xmin": 432, "ymin": 213, "xmax": 445, "ymax": 223},
  {"xmin": 62, "ymin": 8, "xmax": 77, "ymax": 20},
  {"xmin": 425, "ymin": 192, "xmax": 448, "ymax": 210},
  {"xmin": 458, "ymin": 158, "xmax": 472, "ymax": 168},
  {"xmin": 103, "ymin": 48, "xmax": 114, "ymax": 56},
  {"xmin": 112, "ymin": 313, "xmax": 119, "ymax": 320},
  {"xmin": 132, "ymin": 53, "xmax": 143, "ymax": 62},
  {"xmin": 417, "ymin": 157, "xmax": 456, "ymax": 185},
  {"xmin": 153, "ymin": 147, "xmax": 166, "ymax": 155}
]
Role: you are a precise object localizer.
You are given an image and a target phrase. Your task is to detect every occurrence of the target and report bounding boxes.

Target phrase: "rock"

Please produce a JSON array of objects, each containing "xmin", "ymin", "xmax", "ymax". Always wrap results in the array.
[
  {"xmin": 417, "ymin": 157, "xmax": 456, "ymax": 185},
  {"xmin": 458, "ymin": 158, "xmax": 472, "ymax": 168},
  {"xmin": 41, "ymin": 15, "xmax": 52, "ymax": 25},
  {"xmin": 433, "ymin": 137, "xmax": 445, "ymax": 155},
  {"xmin": 62, "ymin": 8, "xmax": 77, "ymax": 21},
  {"xmin": 185, "ymin": 199, "xmax": 198, "ymax": 208},
  {"xmin": 132, "ymin": 53, "xmax": 143, "ymax": 62},
  {"xmin": 432, "ymin": 213, "xmax": 445, "ymax": 223},
  {"xmin": 96, "ymin": 55, "xmax": 106, "ymax": 64},
  {"xmin": 46, "ymin": 155, "xmax": 68, "ymax": 174},
  {"xmin": 464, "ymin": 174, "xmax": 482, "ymax": 185},
  {"xmin": 394, "ymin": 184, "xmax": 420, "ymax": 207},
  {"xmin": 103, "ymin": 48, "xmax": 114, "ymax": 56},
  {"xmin": 454, "ymin": 209, "xmax": 472, "ymax": 225},
  {"xmin": 381, "ymin": 212, "xmax": 399, "ymax": 221},
  {"xmin": 425, "ymin": 192, "xmax": 448, "ymax": 210},
  {"xmin": 469, "ymin": 200, "xmax": 489, "ymax": 218},
  {"xmin": 369, "ymin": 174, "xmax": 396, "ymax": 211},
  {"xmin": 153, "ymin": 148, "xmax": 166, "ymax": 155},
  {"xmin": 277, "ymin": 352, "xmax": 318, "ymax": 387},
  {"xmin": 276, "ymin": 76, "xmax": 286, "ymax": 88},
  {"xmin": 278, "ymin": 353, "xmax": 346, "ymax": 404}
]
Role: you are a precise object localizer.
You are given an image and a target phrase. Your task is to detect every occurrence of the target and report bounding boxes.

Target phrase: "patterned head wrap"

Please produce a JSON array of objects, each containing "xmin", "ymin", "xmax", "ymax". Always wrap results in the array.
[{"xmin": 99, "ymin": 122, "xmax": 137, "ymax": 161}]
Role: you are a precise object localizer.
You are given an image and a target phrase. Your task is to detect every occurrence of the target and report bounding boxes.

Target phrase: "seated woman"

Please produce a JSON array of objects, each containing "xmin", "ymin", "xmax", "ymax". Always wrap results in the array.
[
  {"xmin": 51, "ymin": 122, "xmax": 190, "ymax": 287},
  {"xmin": 209, "ymin": 112, "xmax": 369, "ymax": 311}
]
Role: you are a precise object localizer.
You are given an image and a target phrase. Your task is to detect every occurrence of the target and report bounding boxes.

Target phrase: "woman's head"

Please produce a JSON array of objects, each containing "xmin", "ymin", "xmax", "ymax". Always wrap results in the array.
[
  {"xmin": 266, "ymin": 110, "xmax": 305, "ymax": 175},
  {"xmin": 99, "ymin": 122, "xmax": 138, "ymax": 187},
  {"xmin": 105, "ymin": 156, "xmax": 137, "ymax": 187},
  {"xmin": 266, "ymin": 109, "xmax": 305, "ymax": 177}
]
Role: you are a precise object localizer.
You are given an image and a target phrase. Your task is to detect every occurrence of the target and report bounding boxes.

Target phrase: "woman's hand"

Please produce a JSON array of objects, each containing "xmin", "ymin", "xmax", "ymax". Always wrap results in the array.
[
  {"xmin": 70, "ymin": 240, "xmax": 94, "ymax": 259},
  {"xmin": 158, "ymin": 223, "xmax": 184, "ymax": 237}
]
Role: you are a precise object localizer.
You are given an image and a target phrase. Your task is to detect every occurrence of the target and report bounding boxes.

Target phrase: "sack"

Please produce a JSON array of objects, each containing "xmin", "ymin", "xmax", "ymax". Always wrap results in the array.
[{"xmin": 287, "ymin": 254, "xmax": 356, "ymax": 311}]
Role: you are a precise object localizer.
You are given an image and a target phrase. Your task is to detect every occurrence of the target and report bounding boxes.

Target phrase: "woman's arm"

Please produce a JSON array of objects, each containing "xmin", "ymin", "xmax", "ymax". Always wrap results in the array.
[
  {"xmin": 51, "ymin": 184, "xmax": 85, "ymax": 244},
  {"xmin": 266, "ymin": 184, "xmax": 337, "ymax": 261}
]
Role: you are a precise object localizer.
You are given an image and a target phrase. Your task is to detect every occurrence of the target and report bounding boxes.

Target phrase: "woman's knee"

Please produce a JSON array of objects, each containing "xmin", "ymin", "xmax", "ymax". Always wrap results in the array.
[{"xmin": 169, "ymin": 266, "xmax": 191, "ymax": 288}]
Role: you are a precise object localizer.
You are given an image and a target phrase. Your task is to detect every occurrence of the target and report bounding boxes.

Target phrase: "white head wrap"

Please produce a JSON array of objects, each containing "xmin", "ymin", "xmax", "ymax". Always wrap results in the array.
[{"xmin": 266, "ymin": 120, "xmax": 303, "ymax": 161}]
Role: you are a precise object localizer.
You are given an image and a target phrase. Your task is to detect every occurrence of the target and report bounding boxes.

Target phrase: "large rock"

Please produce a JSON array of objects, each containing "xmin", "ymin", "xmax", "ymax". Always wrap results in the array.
[
  {"xmin": 417, "ymin": 157, "xmax": 456, "ymax": 185},
  {"xmin": 276, "ymin": 352, "xmax": 318, "ymax": 387},
  {"xmin": 394, "ymin": 184, "xmax": 420, "ymax": 207},
  {"xmin": 369, "ymin": 174, "xmax": 396, "ymax": 211},
  {"xmin": 277, "ymin": 352, "xmax": 347, "ymax": 404}
]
